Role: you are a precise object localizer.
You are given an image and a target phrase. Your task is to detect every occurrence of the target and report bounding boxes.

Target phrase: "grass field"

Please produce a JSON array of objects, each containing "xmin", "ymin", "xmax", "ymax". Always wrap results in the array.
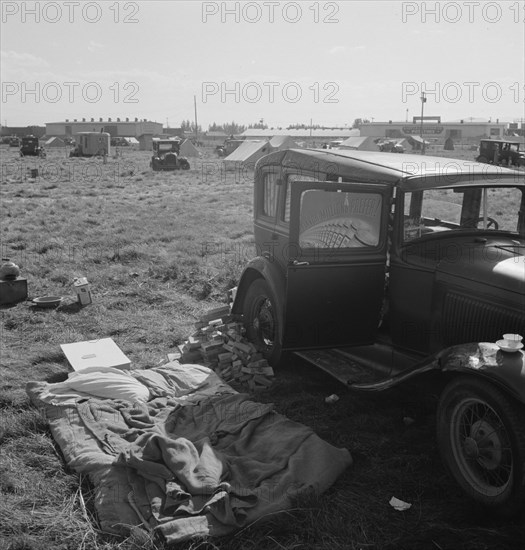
[{"xmin": 1, "ymin": 144, "xmax": 524, "ymax": 550}]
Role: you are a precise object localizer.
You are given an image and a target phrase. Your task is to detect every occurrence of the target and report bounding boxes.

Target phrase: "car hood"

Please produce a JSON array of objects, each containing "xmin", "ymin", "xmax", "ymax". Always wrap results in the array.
[{"xmin": 436, "ymin": 239, "xmax": 525, "ymax": 294}]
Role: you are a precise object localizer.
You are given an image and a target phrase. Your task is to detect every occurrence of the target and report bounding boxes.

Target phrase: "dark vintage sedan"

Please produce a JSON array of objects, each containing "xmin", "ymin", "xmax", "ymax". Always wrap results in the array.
[{"xmin": 231, "ymin": 148, "xmax": 525, "ymax": 514}]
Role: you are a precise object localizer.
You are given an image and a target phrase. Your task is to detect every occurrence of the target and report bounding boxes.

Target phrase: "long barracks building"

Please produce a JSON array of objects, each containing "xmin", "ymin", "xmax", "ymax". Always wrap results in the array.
[
  {"xmin": 45, "ymin": 118, "xmax": 163, "ymax": 139},
  {"xmin": 358, "ymin": 119, "xmax": 512, "ymax": 145}
]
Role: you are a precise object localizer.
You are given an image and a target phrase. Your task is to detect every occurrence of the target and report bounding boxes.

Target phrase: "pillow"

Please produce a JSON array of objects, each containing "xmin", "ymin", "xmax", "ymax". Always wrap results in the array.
[{"xmin": 65, "ymin": 367, "xmax": 150, "ymax": 403}]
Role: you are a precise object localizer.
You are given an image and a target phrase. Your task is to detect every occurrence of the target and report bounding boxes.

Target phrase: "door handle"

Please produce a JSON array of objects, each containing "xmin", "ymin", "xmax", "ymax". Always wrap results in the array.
[
  {"xmin": 271, "ymin": 233, "xmax": 279, "ymax": 240},
  {"xmin": 292, "ymin": 260, "xmax": 309, "ymax": 266}
]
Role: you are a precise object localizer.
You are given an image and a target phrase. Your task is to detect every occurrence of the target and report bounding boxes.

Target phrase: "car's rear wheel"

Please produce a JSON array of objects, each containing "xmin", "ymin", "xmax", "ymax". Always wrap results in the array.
[
  {"xmin": 437, "ymin": 377, "xmax": 525, "ymax": 516},
  {"xmin": 242, "ymin": 278, "xmax": 283, "ymax": 367}
]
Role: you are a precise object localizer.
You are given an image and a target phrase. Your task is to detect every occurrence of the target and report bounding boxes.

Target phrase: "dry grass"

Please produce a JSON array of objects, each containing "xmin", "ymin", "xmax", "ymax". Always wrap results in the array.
[{"xmin": 1, "ymin": 144, "xmax": 524, "ymax": 550}]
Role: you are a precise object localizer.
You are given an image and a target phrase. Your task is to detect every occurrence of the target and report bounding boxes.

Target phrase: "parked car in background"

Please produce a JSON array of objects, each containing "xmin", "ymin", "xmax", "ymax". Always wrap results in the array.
[
  {"xmin": 20, "ymin": 135, "xmax": 46, "ymax": 158},
  {"xmin": 150, "ymin": 138, "xmax": 190, "ymax": 171},
  {"xmin": 476, "ymin": 139, "xmax": 525, "ymax": 167}
]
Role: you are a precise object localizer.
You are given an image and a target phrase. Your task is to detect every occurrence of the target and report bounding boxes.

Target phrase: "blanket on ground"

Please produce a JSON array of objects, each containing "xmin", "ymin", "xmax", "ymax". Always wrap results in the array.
[{"xmin": 27, "ymin": 362, "xmax": 352, "ymax": 544}]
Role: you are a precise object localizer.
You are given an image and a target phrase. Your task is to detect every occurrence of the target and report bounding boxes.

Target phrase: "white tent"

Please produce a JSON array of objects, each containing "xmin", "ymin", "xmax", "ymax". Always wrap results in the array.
[
  {"xmin": 180, "ymin": 139, "xmax": 201, "ymax": 157},
  {"xmin": 223, "ymin": 140, "xmax": 272, "ymax": 170},
  {"xmin": 337, "ymin": 136, "xmax": 379, "ymax": 151},
  {"xmin": 123, "ymin": 137, "xmax": 139, "ymax": 146},
  {"xmin": 268, "ymin": 135, "xmax": 298, "ymax": 149},
  {"xmin": 45, "ymin": 137, "xmax": 65, "ymax": 147},
  {"xmin": 406, "ymin": 135, "xmax": 431, "ymax": 151},
  {"xmin": 392, "ymin": 138, "xmax": 412, "ymax": 152}
]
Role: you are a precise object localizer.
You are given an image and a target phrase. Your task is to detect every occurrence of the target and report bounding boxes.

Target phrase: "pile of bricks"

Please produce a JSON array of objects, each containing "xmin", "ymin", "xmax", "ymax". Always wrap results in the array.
[{"xmin": 172, "ymin": 304, "xmax": 274, "ymax": 391}]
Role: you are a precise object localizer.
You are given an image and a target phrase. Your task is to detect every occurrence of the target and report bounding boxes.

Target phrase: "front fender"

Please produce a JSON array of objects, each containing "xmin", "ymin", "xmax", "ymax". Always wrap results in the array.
[
  {"xmin": 231, "ymin": 256, "xmax": 286, "ymax": 319},
  {"xmin": 438, "ymin": 342, "xmax": 525, "ymax": 405}
]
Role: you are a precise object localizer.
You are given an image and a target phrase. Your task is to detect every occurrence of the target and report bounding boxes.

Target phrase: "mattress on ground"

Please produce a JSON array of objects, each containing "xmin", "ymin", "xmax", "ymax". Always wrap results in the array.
[{"xmin": 27, "ymin": 361, "xmax": 352, "ymax": 545}]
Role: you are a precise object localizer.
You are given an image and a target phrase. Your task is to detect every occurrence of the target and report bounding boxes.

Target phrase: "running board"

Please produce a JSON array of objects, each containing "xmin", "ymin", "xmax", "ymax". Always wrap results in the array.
[
  {"xmin": 295, "ymin": 347, "xmax": 437, "ymax": 391},
  {"xmin": 295, "ymin": 348, "xmax": 387, "ymax": 387}
]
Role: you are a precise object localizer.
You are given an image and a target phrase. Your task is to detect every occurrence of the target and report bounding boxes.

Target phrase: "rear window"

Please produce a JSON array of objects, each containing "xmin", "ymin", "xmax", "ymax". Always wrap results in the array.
[
  {"xmin": 283, "ymin": 173, "xmax": 319, "ymax": 223},
  {"xmin": 262, "ymin": 172, "xmax": 279, "ymax": 218}
]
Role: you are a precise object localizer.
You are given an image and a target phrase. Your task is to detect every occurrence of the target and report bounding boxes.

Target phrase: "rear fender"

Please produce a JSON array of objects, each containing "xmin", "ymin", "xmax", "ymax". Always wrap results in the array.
[{"xmin": 231, "ymin": 257, "xmax": 286, "ymax": 319}]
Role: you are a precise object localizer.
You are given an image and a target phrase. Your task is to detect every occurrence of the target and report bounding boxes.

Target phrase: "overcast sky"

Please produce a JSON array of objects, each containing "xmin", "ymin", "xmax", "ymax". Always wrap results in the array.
[{"xmin": 1, "ymin": 1, "xmax": 524, "ymax": 128}]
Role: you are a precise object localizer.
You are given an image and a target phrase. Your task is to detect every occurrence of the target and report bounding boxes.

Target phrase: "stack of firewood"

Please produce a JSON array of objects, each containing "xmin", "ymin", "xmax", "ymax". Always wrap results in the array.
[{"xmin": 172, "ymin": 304, "xmax": 274, "ymax": 391}]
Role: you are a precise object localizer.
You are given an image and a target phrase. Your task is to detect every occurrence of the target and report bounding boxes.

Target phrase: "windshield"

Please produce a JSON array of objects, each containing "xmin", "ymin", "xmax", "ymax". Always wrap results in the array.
[
  {"xmin": 156, "ymin": 142, "xmax": 179, "ymax": 152},
  {"xmin": 403, "ymin": 186, "xmax": 525, "ymax": 242}
]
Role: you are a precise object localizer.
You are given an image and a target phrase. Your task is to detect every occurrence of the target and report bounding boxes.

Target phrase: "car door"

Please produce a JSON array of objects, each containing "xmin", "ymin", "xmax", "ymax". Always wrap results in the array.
[{"xmin": 283, "ymin": 181, "xmax": 393, "ymax": 350}]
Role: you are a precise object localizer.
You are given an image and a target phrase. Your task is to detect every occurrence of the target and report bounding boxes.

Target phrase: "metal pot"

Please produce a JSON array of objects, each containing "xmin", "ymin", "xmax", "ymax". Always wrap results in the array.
[{"xmin": 0, "ymin": 259, "xmax": 20, "ymax": 280}]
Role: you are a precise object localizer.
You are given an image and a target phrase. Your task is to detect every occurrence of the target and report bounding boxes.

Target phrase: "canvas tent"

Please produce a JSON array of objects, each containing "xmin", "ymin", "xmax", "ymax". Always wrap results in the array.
[
  {"xmin": 45, "ymin": 137, "xmax": 65, "ymax": 147},
  {"xmin": 123, "ymin": 137, "xmax": 139, "ymax": 147},
  {"xmin": 394, "ymin": 138, "xmax": 412, "ymax": 152},
  {"xmin": 406, "ymin": 135, "xmax": 430, "ymax": 150},
  {"xmin": 223, "ymin": 135, "xmax": 300, "ymax": 170},
  {"xmin": 337, "ymin": 136, "xmax": 379, "ymax": 151},
  {"xmin": 268, "ymin": 135, "xmax": 298, "ymax": 149},
  {"xmin": 180, "ymin": 139, "xmax": 201, "ymax": 158},
  {"xmin": 223, "ymin": 140, "xmax": 272, "ymax": 170}
]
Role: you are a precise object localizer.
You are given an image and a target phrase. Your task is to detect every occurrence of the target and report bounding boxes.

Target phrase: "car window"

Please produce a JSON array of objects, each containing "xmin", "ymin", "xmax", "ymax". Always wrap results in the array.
[
  {"xmin": 299, "ymin": 189, "xmax": 382, "ymax": 249},
  {"xmin": 403, "ymin": 187, "xmax": 524, "ymax": 242},
  {"xmin": 262, "ymin": 172, "xmax": 279, "ymax": 218},
  {"xmin": 283, "ymin": 173, "xmax": 318, "ymax": 223}
]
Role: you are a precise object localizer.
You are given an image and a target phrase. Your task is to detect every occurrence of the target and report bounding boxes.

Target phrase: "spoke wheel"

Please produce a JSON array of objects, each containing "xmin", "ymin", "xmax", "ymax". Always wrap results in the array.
[
  {"xmin": 437, "ymin": 377, "xmax": 525, "ymax": 515},
  {"xmin": 242, "ymin": 279, "xmax": 283, "ymax": 367}
]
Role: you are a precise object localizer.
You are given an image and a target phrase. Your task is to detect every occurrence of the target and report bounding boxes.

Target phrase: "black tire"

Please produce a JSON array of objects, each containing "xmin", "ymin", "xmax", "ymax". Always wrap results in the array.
[
  {"xmin": 437, "ymin": 376, "xmax": 525, "ymax": 515},
  {"xmin": 242, "ymin": 278, "xmax": 283, "ymax": 367}
]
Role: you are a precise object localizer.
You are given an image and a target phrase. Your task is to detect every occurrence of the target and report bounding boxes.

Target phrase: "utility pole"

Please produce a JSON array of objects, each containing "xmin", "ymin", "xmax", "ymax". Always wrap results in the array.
[
  {"xmin": 420, "ymin": 92, "xmax": 427, "ymax": 155},
  {"xmin": 194, "ymin": 95, "xmax": 198, "ymax": 143}
]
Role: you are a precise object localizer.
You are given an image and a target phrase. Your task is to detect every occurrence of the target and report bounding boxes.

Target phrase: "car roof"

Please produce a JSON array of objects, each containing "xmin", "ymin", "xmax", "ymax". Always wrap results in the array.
[
  {"xmin": 256, "ymin": 148, "xmax": 523, "ymax": 191},
  {"xmin": 480, "ymin": 139, "xmax": 521, "ymax": 143}
]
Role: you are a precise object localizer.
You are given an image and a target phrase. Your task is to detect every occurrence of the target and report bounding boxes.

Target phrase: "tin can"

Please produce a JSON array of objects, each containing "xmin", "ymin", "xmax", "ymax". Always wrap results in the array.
[
  {"xmin": 325, "ymin": 394, "xmax": 340, "ymax": 404},
  {"xmin": 74, "ymin": 277, "xmax": 92, "ymax": 305}
]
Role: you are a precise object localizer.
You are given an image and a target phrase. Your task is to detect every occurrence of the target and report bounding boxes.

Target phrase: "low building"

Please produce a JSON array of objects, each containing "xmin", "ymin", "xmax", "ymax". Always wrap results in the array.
[
  {"xmin": 46, "ymin": 118, "xmax": 163, "ymax": 139},
  {"xmin": 358, "ymin": 119, "xmax": 508, "ymax": 145}
]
